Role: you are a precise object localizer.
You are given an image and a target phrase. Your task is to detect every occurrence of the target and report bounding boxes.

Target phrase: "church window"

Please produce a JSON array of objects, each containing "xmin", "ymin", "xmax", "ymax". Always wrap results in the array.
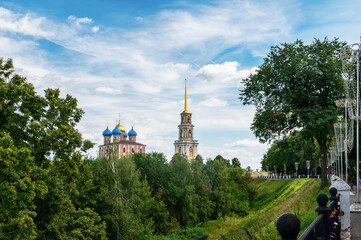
[{"xmin": 132, "ymin": 147, "xmax": 134, "ymax": 153}]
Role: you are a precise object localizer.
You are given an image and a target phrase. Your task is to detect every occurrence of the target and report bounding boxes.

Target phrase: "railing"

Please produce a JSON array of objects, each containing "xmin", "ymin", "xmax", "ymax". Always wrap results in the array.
[
  {"xmin": 256, "ymin": 175, "xmax": 321, "ymax": 179},
  {"xmin": 277, "ymin": 187, "xmax": 342, "ymax": 240}
]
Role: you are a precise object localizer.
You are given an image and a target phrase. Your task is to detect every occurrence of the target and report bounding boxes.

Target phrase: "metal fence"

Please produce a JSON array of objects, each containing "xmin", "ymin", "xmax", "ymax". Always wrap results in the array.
[{"xmin": 277, "ymin": 187, "xmax": 342, "ymax": 240}]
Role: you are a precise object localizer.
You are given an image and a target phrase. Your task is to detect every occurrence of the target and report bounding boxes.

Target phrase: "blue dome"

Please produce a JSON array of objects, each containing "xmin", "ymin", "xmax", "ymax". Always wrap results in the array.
[
  {"xmin": 102, "ymin": 127, "xmax": 112, "ymax": 136},
  {"xmin": 112, "ymin": 126, "xmax": 122, "ymax": 135},
  {"xmin": 123, "ymin": 131, "xmax": 128, "ymax": 138},
  {"xmin": 128, "ymin": 127, "xmax": 137, "ymax": 136}
]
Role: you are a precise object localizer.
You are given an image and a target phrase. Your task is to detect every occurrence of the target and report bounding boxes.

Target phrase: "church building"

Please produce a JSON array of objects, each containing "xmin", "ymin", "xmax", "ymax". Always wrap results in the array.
[
  {"xmin": 99, "ymin": 120, "xmax": 146, "ymax": 158},
  {"xmin": 174, "ymin": 78, "xmax": 199, "ymax": 160}
]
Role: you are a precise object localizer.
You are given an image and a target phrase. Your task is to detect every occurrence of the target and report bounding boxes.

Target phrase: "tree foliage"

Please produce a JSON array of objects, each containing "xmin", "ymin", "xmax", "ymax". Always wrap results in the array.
[
  {"xmin": 0, "ymin": 133, "xmax": 46, "ymax": 239},
  {"xmin": 0, "ymin": 58, "xmax": 105, "ymax": 239},
  {"xmin": 261, "ymin": 131, "xmax": 318, "ymax": 175},
  {"xmin": 240, "ymin": 38, "xmax": 346, "ymax": 188},
  {"xmin": 0, "ymin": 58, "xmax": 256, "ymax": 239}
]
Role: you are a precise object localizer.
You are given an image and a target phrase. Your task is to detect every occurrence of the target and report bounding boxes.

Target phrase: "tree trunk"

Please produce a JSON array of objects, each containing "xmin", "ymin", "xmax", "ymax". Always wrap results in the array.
[{"xmin": 317, "ymin": 139, "xmax": 328, "ymax": 189}]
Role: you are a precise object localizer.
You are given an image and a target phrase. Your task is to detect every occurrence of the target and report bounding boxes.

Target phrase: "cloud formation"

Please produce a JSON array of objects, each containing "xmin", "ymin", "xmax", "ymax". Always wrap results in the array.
[
  {"xmin": 0, "ymin": 7, "xmax": 53, "ymax": 38},
  {"xmin": 3, "ymin": 0, "xmax": 351, "ymax": 170},
  {"xmin": 196, "ymin": 61, "xmax": 258, "ymax": 83}
]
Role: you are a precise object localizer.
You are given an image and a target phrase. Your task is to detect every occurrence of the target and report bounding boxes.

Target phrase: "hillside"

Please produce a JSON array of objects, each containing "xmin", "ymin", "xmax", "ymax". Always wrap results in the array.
[{"xmin": 201, "ymin": 178, "xmax": 327, "ymax": 239}]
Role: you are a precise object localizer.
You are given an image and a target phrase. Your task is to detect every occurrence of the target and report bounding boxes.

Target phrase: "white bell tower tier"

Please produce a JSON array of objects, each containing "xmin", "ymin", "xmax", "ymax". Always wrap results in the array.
[{"xmin": 174, "ymin": 78, "xmax": 199, "ymax": 160}]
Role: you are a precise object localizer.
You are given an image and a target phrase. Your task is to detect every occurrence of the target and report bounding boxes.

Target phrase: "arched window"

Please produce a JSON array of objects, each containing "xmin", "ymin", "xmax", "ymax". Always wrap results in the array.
[
  {"xmin": 190, "ymin": 147, "xmax": 193, "ymax": 156},
  {"xmin": 132, "ymin": 147, "xmax": 134, "ymax": 153},
  {"xmin": 123, "ymin": 147, "xmax": 126, "ymax": 153}
]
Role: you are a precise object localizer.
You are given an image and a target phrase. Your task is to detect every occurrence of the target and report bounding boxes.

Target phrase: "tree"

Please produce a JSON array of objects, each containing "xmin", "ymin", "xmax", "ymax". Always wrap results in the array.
[
  {"xmin": 0, "ymin": 133, "xmax": 46, "ymax": 240},
  {"xmin": 0, "ymin": 58, "xmax": 104, "ymax": 238},
  {"xmin": 169, "ymin": 154, "xmax": 198, "ymax": 226},
  {"xmin": 0, "ymin": 58, "xmax": 88, "ymax": 167},
  {"xmin": 227, "ymin": 167, "xmax": 252, "ymax": 216},
  {"xmin": 94, "ymin": 155, "xmax": 155, "ymax": 239},
  {"xmin": 132, "ymin": 152, "xmax": 173, "ymax": 195},
  {"xmin": 240, "ymin": 38, "xmax": 345, "ymax": 188},
  {"xmin": 39, "ymin": 197, "xmax": 107, "ymax": 240},
  {"xmin": 261, "ymin": 131, "xmax": 318, "ymax": 175},
  {"xmin": 205, "ymin": 157, "xmax": 232, "ymax": 218},
  {"xmin": 190, "ymin": 159, "xmax": 213, "ymax": 222},
  {"xmin": 231, "ymin": 158, "xmax": 241, "ymax": 168}
]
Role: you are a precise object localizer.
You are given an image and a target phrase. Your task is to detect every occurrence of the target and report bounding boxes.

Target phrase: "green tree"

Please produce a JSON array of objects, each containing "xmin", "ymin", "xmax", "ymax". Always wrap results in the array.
[
  {"xmin": 0, "ymin": 58, "xmax": 103, "ymax": 238},
  {"xmin": 205, "ymin": 157, "xmax": 232, "ymax": 218},
  {"xmin": 190, "ymin": 159, "xmax": 213, "ymax": 222},
  {"xmin": 0, "ymin": 133, "xmax": 47, "ymax": 240},
  {"xmin": 40, "ymin": 197, "xmax": 107, "ymax": 240},
  {"xmin": 0, "ymin": 58, "xmax": 89, "ymax": 168},
  {"xmin": 169, "ymin": 154, "xmax": 198, "ymax": 226},
  {"xmin": 261, "ymin": 131, "xmax": 318, "ymax": 176},
  {"xmin": 231, "ymin": 158, "xmax": 241, "ymax": 168},
  {"xmin": 94, "ymin": 155, "xmax": 154, "ymax": 239},
  {"xmin": 228, "ymin": 167, "xmax": 252, "ymax": 216},
  {"xmin": 240, "ymin": 38, "xmax": 345, "ymax": 188},
  {"xmin": 132, "ymin": 152, "xmax": 173, "ymax": 195}
]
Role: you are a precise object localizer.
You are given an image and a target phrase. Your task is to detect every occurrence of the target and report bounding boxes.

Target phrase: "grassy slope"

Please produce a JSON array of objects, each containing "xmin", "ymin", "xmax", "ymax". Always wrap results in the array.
[{"xmin": 201, "ymin": 178, "xmax": 328, "ymax": 240}]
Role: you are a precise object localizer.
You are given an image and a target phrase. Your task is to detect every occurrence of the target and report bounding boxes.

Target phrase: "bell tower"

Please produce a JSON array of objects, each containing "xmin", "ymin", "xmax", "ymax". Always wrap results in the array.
[{"xmin": 174, "ymin": 78, "xmax": 199, "ymax": 159}]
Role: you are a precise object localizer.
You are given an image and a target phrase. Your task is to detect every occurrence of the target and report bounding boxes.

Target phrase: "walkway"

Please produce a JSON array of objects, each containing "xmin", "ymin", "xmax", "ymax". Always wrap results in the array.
[{"xmin": 350, "ymin": 190, "xmax": 361, "ymax": 240}]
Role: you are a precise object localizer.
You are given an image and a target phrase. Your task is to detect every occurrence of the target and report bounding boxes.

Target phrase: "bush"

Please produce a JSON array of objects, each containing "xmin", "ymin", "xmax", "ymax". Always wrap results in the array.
[{"xmin": 152, "ymin": 227, "xmax": 209, "ymax": 240}]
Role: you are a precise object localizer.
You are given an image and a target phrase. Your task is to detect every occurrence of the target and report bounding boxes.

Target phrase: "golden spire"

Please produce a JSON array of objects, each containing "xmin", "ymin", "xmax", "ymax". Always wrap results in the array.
[{"xmin": 184, "ymin": 77, "xmax": 189, "ymax": 113}]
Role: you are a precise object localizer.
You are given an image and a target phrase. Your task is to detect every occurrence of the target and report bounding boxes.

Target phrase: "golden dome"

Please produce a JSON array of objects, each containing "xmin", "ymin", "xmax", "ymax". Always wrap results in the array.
[{"xmin": 117, "ymin": 121, "xmax": 126, "ymax": 132}]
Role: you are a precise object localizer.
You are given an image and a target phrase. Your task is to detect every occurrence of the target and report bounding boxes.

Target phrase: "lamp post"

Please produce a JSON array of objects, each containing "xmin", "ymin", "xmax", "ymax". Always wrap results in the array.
[
  {"xmin": 336, "ymin": 99, "xmax": 351, "ymax": 183},
  {"xmin": 306, "ymin": 160, "xmax": 311, "ymax": 178},
  {"xmin": 284, "ymin": 163, "xmax": 287, "ymax": 178},
  {"xmin": 267, "ymin": 165, "xmax": 269, "ymax": 177},
  {"xmin": 295, "ymin": 162, "xmax": 299, "ymax": 178},
  {"xmin": 274, "ymin": 165, "xmax": 277, "ymax": 177},
  {"xmin": 340, "ymin": 43, "xmax": 360, "ymax": 202}
]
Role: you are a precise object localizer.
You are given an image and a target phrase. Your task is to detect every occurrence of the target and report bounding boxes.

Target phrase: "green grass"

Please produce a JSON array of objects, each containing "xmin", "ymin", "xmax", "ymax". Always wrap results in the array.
[{"xmin": 200, "ymin": 178, "xmax": 329, "ymax": 240}]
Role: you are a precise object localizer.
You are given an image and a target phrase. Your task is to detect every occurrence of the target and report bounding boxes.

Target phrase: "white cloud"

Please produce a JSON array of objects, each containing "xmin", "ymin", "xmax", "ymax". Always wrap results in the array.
[
  {"xmin": 139, "ymin": 0, "xmax": 294, "ymax": 53},
  {"xmin": 95, "ymin": 87, "xmax": 122, "ymax": 95},
  {"xmin": 0, "ymin": 7, "xmax": 53, "ymax": 38},
  {"xmin": 225, "ymin": 139, "xmax": 264, "ymax": 148},
  {"xmin": 68, "ymin": 15, "xmax": 93, "ymax": 25},
  {"xmin": 91, "ymin": 26, "xmax": 99, "ymax": 33},
  {"xmin": 196, "ymin": 61, "xmax": 258, "ymax": 83},
  {"xmin": 0, "ymin": 0, "xmax": 295, "ymax": 167},
  {"xmin": 198, "ymin": 97, "xmax": 228, "ymax": 107}
]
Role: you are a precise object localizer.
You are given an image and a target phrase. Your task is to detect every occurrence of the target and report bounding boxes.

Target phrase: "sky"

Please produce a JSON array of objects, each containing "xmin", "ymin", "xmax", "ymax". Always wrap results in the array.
[{"xmin": 1, "ymin": 0, "xmax": 361, "ymax": 170}]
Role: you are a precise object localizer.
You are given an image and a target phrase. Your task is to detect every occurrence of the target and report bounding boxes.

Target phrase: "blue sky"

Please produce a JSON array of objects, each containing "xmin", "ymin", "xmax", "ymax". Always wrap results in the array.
[{"xmin": 1, "ymin": 0, "xmax": 361, "ymax": 170}]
